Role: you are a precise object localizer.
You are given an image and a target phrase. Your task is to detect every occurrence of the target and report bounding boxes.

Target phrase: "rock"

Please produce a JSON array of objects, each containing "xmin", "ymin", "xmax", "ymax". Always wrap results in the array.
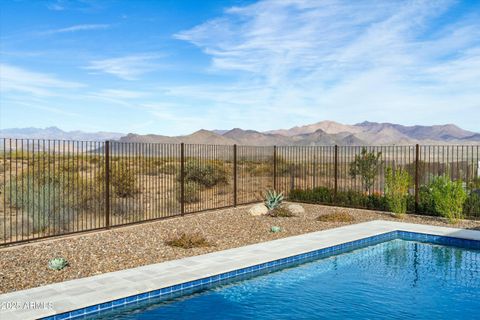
[
  {"xmin": 287, "ymin": 203, "xmax": 305, "ymax": 215},
  {"xmin": 249, "ymin": 203, "xmax": 268, "ymax": 216}
]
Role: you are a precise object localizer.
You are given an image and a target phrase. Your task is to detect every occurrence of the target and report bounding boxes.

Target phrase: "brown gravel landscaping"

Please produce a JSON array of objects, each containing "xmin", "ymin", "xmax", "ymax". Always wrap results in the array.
[{"xmin": 1, "ymin": 202, "xmax": 479, "ymax": 294}]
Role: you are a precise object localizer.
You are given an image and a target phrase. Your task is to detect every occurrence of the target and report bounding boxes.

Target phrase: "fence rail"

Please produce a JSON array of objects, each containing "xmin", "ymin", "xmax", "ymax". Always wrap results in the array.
[{"xmin": 1, "ymin": 138, "xmax": 479, "ymax": 245}]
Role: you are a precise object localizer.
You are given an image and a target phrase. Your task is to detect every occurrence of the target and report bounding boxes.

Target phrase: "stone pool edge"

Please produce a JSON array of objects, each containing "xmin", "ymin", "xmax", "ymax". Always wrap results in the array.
[{"xmin": 1, "ymin": 220, "xmax": 479, "ymax": 320}]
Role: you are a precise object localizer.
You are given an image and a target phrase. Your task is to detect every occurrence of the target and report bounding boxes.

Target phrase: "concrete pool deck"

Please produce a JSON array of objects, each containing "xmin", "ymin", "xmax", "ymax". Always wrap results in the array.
[{"xmin": 1, "ymin": 220, "xmax": 480, "ymax": 320}]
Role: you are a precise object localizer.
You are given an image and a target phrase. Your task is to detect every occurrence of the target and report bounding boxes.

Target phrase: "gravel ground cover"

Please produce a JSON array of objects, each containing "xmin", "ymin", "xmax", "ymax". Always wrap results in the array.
[{"xmin": 1, "ymin": 203, "xmax": 479, "ymax": 294}]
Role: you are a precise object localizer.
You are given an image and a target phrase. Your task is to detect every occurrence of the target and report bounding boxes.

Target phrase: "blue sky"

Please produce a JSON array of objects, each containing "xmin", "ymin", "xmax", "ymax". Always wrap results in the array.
[{"xmin": 0, "ymin": 0, "xmax": 479, "ymax": 135}]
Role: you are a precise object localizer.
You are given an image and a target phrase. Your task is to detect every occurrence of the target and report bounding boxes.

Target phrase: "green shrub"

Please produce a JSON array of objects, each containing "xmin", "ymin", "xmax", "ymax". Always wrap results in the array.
[
  {"xmin": 289, "ymin": 187, "xmax": 387, "ymax": 211},
  {"xmin": 176, "ymin": 181, "xmax": 201, "ymax": 204},
  {"xmin": 364, "ymin": 193, "xmax": 389, "ymax": 211},
  {"xmin": 429, "ymin": 176, "xmax": 467, "ymax": 223},
  {"xmin": 384, "ymin": 167, "xmax": 411, "ymax": 216},
  {"xmin": 349, "ymin": 147, "xmax": 382, "ymax": 193},
  {"xmin": 417, "ymin": 185, "xmax": 438, "ymax": 215},
  {"xmin": 289, "ymin": 187, "xmax": 334, "ymax": 203},
  {"xmin": 180, "ymin": 160, "xmax": 228, "ymax": 188},
  {"xmin": 463, "ymin": 190, "xmax": 480, "ymax": 218}
]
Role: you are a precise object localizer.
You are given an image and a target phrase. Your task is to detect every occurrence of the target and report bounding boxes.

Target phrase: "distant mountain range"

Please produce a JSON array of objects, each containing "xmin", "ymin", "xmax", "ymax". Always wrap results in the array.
[
  {"xmin": 2, "ymin": 121, "xmax": 479, "ymax": 146},
  {"xmin": 119, "ymin": 121, "xmax": 480, "ymax": 146},
  {"xmin": 0, "ymin": 127, "xmax": 124, "ymax": 141}
]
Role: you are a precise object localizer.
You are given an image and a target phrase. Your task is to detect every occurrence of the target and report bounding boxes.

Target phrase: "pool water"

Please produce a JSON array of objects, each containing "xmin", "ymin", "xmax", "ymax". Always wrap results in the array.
[{"xmin": 92, "ymin": 240, "xmax": 480, "ymax": 319}]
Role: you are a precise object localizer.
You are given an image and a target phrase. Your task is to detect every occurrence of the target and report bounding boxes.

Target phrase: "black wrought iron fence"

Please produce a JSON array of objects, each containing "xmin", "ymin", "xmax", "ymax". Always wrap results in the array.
[{"xmin": 1, "ymin": 138, "xmax": 479, "ymax": 245}]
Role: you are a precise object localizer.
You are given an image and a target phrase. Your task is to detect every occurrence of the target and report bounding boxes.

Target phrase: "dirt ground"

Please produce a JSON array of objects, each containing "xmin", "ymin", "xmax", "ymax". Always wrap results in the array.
[{"xmin": 1, "ymin": 202, "xmax": 479, "ymax": 294}]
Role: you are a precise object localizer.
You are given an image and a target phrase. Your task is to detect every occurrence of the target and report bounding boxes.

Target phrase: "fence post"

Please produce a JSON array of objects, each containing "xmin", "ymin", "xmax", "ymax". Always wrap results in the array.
[
  {"xmin": 273, "ymin": 145, "xmax": 277, "ymax": 191},
  {"xmin": 334, "ymin": 145, "xmax": 338, "ymax": 199},
  {"xmin": 180, "ymin": 142, "xmax": 185, "ymax": 215},
  {"xmin": 233, "ymin": 144, "xmax": 237, "ymax": 207},
  {"xmin": 415, "ymin": 144, "xmax": 419, "ymax": 213},
  {"xmin": 105, "ymin": 140, "xmax": 110, "ymax": 229}
]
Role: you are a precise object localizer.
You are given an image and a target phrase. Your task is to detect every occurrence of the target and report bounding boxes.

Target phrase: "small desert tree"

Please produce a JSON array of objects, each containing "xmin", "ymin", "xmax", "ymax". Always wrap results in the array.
[{"xmin": 349, "ymin": 147, "xmax": 382, "ymax": 193}]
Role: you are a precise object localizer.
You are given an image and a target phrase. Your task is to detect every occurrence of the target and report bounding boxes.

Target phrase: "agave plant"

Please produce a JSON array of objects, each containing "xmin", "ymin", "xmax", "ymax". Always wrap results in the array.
[
  {"xmin": 48, "ymin": 257, "xmax": 68, "ymax": 271},
  {"xmin": 270, "ymin": 226, "xmax": 282, "ymax": 233},
  {"xmin": 265, "ymin": 190, "xmax": 284, "ymax": 210}
]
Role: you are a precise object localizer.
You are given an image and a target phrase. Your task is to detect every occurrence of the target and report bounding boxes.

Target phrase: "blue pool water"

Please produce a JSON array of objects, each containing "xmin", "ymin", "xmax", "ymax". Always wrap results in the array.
[{"xmin": 91, "ymin": 239, "xmax": 480, "ymax": 320}]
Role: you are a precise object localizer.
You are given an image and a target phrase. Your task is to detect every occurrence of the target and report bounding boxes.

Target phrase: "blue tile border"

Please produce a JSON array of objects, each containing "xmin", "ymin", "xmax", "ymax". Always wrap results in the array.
[{"xmin": 40, "ymin": 230, "xmax": 480, "ymax": 320}]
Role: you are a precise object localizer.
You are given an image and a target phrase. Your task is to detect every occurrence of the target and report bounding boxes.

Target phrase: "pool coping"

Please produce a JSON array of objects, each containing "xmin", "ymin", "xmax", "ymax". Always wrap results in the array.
[{"xmin": 1, "ymin": 220, "xmax": 479, "ymax": 320}]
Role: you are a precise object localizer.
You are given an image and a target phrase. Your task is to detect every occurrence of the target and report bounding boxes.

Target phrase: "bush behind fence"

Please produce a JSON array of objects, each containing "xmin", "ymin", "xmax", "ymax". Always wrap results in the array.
[{"xmin": 1, "ymin": 138, "xmax": 479, "ymax": 245}]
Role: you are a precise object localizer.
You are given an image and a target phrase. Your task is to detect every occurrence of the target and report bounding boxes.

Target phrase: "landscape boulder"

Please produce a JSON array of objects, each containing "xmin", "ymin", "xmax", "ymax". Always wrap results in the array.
[
  {"xmin": 287, "ymin": 203, "xmax": 305, "ymax": 215},
  {"xmin": 249, "ymin": 203, "xmax": 268, "ymax": 216}
]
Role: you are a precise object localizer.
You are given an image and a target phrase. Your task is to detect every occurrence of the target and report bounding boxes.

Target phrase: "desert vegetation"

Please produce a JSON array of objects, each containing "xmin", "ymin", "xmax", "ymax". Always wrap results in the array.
[{"xmin": 0, "ymin": 142, "xmax": 479, "ymax": 244}]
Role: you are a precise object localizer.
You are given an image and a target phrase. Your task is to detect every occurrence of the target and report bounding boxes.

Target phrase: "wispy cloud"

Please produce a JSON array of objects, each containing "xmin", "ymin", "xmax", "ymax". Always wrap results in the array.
[
  {"xmin": 172, "ymin": 0, "xmax": 480, "ymax": 130},
  {"xmin": 46, "ymin": 0, "xmax": 66, "ymax": 11},
  {"xmin": 41, "ymin": 24, "xmax": 110, "ymax": 35},
  {"xmin": 84, "ymin": 54, "xmax": 162, "ymax": 80},
  {"xmin": 0, "ymin": 64, "xmax": 85, "ymax": 96}
]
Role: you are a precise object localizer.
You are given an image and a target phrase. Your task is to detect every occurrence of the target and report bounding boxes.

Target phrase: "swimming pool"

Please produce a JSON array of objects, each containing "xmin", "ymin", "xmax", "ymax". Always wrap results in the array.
[{"xmin": 86, "ymin": 236, "xmax": 480, "ymax": 320}]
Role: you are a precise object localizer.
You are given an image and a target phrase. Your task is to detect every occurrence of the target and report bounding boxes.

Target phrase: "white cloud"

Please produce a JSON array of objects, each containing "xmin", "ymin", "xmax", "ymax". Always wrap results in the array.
[
  {"xmin": 172, "ymin": 0, "xmax": 480, "ymax": 130},
  {"xmin": 85, "ymin": 54, "xmax": 162, "ymax": 80},
  {"xmin": 0, "ymin": 64, "xmax": 85, "ymax": 96},
  {"xmin": 41, "ymin": 24, "xmax": 110, "ymax": 35}
]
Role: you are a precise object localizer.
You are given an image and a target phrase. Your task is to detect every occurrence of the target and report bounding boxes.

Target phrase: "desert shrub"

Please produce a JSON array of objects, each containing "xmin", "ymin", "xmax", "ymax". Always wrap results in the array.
[
  {"xmin": 111, "ymin": 199, "xmax": 145, "ymax": 219},
  {"xmin": 283, "ymin": 163, "xmax": 304, "ymax": 177},
  {"xmin": 349, "ymin": 147, "xmax": 382, "ymax": 193},
  {"xmin": 384, "ymin": 167, "xmax": 411, "ymax": 216},
  {"xmin": 317, "ymin": 211, "xmax": 355, "ymax": 223},
  {"xmin": 98, "ymin": 162, "xmax": 138, "ymax": 198},
  {"xmin": 165, "ymin": 232, "xmax": 211, "ymax": 249},
  {"xmin": 463, "ymin": 190, "xmax": 480, "ymax": 218},
  {"xmin": 176, "ymin": 181, "xmax": 201, "ymax": 204},
  {"xmin": 6, "ymin": 150, "xmax": 33, "ymax": 160},
  {"xmin": 59, "ymin": 159, "xmax": 89, "ymax": 173},
  {"xmin": 159, "ymin": 163, "xmax": 178, "ymax": 175},
  {"xmin": 143, "ymin": 164, "xmax": 159, "ymax": 176},
  {"xmin": 180, "ymin": 160, "xmax": 228, "ymax": 188},
  {"xmin": 268, "ymin": 205, "xmax": 294, "ymax": 217},
  {"xmin": 87, "ymin": 156, "xmax": 102, "ymax": 165},
  {"xmin": 429, "ymin": 175, "xmax": 467, "ymax": 223},
  {"xmin": 246, "ymin": 162, "xmax": 273, "ymax": 176},
  {"xmin": 6, "ymin": 171, "xmax": 80, "ymax": 233},
  {"xmin": 7, "ymin": 179, "xmax": 63, "ymax": 232}
]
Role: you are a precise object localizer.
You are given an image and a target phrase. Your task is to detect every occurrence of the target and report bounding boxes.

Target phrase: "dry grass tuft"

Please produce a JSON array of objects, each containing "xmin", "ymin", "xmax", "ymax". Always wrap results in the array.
[
  {"xmin": 268, "ymin": 206, "xmax": 295, "ymax": 217},
  {"xmin": 165, "ymin": 233, "xmax": 212, "ymax": 249},
  {"xmin": 317, "ymin": 211, "xmax": 355, "ymax": 223}
]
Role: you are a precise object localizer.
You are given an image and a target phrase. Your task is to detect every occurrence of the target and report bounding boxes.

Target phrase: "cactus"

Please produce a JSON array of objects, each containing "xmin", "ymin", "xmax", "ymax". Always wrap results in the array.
[
  {"xmin": 48, "ymin": 257, "xmax": 68, "ymax": 271},
  {"xmin": 264, "ymin": 190, "xmax": 284, "ymax": 210}
]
